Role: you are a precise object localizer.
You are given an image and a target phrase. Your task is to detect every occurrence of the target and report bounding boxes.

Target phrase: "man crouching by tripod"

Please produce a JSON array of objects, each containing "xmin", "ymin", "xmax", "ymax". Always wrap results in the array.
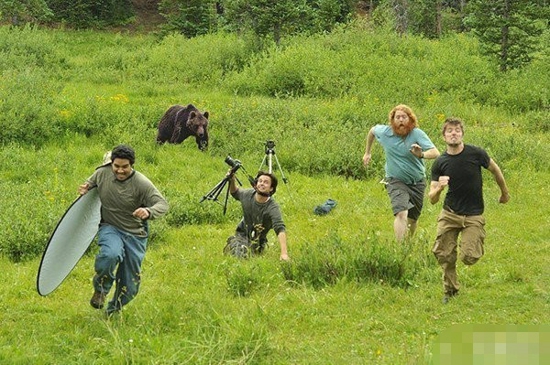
[{"xmin": 226, "ymin": 170, "xmax": 290, "ymax": 261}]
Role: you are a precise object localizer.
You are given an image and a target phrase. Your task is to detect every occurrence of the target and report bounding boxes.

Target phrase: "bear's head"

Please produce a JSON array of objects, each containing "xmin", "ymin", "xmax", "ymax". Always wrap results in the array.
[{"xmin": 186, "ymin": 110, "xmax": 209, "ymax": 150}]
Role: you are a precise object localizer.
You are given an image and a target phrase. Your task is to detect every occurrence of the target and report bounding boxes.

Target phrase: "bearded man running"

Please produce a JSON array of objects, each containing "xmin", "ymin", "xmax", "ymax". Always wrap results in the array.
[{"xmin": 363, "ymin": 104, "xmax": 440, "ymax": 241}]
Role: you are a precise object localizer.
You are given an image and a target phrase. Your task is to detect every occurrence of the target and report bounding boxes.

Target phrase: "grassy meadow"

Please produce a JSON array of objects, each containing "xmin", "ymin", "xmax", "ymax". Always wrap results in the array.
[{"xmin": 0, "ymin": 24, "xmax": 549, "ymax": 364}]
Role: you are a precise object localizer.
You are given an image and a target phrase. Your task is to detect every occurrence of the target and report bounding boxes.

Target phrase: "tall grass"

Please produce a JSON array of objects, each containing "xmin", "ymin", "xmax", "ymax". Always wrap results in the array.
[{"xmin": 0, "ymin": 24, "xmax": 549, "ymax": 364}]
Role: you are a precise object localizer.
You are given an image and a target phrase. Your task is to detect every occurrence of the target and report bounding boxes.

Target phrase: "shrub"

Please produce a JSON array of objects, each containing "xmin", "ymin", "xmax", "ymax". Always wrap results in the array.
[
  {"xmin": 281, "ymin": 233, "xmax": 424, "ymax": 289},
  {"xmin": 164, "ymin": 191, "xmax": 236, "ymax": 227},
  {"xmin": 0, "ymin": 151, "xmax": 68, "ymax": 262},
  {"xmin": 133, "ymin": 32, "xmax": 256, "ymax": 85}
]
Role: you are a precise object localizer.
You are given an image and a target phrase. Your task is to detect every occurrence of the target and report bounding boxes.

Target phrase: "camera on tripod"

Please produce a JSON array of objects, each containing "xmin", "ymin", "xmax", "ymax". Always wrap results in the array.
[
  {"xmin": 201, "ymin": 155, "xmax": 254, "ymax": 214},
  {"xmin": 259, "ymin": 140, "xmax": 289, "ymax": 185},
  {"xmin": 265, "ymin": 140, "xmax": 275, "ymax": 154},
  {"xmin": 225, "ymin": 155, "xmax": 242, "ymax": 174}
]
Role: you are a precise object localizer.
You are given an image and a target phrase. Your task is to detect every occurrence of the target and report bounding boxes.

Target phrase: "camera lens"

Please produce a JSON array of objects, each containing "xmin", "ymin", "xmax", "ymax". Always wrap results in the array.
[
  {"xmin": 225, "ymin": 156, "xmax": 242, "ymax": 174},
  {"xmin": 225, "ymin": 155, "xmax": 236, "ymax": 167}
]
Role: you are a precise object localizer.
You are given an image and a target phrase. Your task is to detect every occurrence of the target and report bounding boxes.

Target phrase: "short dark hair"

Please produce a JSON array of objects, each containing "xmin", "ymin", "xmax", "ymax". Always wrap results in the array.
[
  {"xmin": 111, "ymin": 144, "xmax": 135, "ymax": 165},
  {"xmin": 442, "ymin": 117, "xmax": 465, "ymax": 135},
  {"xmin": 256, "ymin": 171, "xmax": 278, "ymax": 195}
]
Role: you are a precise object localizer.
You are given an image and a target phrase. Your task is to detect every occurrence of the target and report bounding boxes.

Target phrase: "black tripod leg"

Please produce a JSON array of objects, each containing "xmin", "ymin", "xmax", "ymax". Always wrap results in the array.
[
  {"xmin": 223, "ymin": 181, "xmax": 231, "ymax": 215},
  {"xmin": 200, "ymin": 177, "xmax": 229, "ymax": 203}
]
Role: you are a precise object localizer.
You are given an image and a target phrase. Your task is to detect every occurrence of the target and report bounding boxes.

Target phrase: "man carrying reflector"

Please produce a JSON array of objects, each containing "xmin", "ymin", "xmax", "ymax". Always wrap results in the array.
[{"xmin": 78, "ymin": 144, "xmax": 168, "ymax": 316}]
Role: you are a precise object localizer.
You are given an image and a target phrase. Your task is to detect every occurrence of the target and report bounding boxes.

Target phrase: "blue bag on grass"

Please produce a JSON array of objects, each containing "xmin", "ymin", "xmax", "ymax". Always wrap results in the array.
[{"xmin": 313, "ymin": 199, "xmax": 337, "ymax": 215}]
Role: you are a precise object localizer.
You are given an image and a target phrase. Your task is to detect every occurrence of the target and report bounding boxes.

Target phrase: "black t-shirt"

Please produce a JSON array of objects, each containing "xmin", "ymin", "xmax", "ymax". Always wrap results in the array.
[{"xmin": 431, "ymin": 144, "xmax": 490, "ymax": 215}]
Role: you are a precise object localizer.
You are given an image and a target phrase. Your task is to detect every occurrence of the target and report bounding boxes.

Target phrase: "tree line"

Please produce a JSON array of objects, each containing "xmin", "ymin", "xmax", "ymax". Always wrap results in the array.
[{"xmin": 0, "ymin": 0, "xmax": 548, "ymax": 71}]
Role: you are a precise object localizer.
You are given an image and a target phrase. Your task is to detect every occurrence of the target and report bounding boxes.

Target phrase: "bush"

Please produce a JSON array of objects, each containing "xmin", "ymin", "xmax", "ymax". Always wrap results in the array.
[
  {"xmin": 164, "ymin": 190, "xmax": 236, "ymax": 227},
  {"xmin": 281, "ymin": 233, "xmax": 424, "ymax": 289},
  {"xmin": 133, "ymin": 32, "xmax": 256, "ymax": 85},
  {"xmin": 0, "ymin": 146, "xmax": 70, "ymax": 261}
]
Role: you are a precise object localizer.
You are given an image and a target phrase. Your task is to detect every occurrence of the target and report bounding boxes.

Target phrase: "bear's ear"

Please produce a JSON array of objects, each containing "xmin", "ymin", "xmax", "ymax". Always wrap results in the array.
[
  {"xmin": 203, "ymin": 111, "xmax": 209, "ymax": 119},
  {"xmin": 186, "ymin": 111, "xmax": 196, "ymax": 127}
]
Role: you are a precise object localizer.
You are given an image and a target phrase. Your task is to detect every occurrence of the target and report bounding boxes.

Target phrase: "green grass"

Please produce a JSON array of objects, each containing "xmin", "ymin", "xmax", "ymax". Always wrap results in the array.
[
  {"xmin": 0, "ymin": 24, "xmax": 549, "ymax": 364},
  {"xmin": 1, "ymin": 140, "xmax": 548, "ymax": 364}
]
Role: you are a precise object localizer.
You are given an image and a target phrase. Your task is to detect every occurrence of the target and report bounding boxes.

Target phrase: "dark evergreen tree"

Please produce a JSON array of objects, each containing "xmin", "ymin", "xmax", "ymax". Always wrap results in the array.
[
  {"xmin": 465, "ymin": 0, "xmax": 549, "ymax": 71},
  {"xmin": 159, "ymin": 0, "xmax": 219, "ymax": 37},
  {"xmin": 46, "ymin": 0, "xmax": 134, "ymax": 28},
  {"xmin": 221, "ymin": 0, "xmax": 309, "ymax": 45},
  {"xmin": 221, "ymin": 0, "xmax": 355, "ymax": 45},
  {"xmin": 0, "ymin": 0, "xmax": 53, "ymax": 25}
]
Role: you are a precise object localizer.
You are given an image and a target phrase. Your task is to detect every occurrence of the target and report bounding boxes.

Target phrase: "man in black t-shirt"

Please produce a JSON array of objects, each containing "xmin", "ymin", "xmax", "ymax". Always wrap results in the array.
[{"xmin": 429, "ymin": 118, "xmax": 510, "ymax": 304}]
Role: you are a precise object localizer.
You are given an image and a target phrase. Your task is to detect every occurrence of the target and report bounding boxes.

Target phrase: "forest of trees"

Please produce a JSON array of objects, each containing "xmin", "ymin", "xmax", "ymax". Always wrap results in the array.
[{"xmin": 0, "ymin": 0, "xmax": 548, "ymax": 71}]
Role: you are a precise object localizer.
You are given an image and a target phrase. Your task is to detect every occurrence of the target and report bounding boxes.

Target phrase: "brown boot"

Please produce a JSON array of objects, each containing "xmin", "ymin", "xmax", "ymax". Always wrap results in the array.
[
  {"xmin": 90, "ymin": 291, "xmax": 106, "ymax": 309},
  {"xmin": 442, "ymin": 290, "xmax": 459, "ymax": 304}
]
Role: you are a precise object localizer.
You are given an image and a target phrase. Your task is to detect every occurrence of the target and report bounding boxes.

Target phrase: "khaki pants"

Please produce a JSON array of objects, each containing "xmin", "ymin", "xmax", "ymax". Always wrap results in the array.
[{"xmin": 432, "ymin": 209, "xmax": 486, "ymax": 294}]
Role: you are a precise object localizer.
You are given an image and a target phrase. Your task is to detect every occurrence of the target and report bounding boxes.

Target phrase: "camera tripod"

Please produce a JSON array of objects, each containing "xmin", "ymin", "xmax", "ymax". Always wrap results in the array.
[
  {"xmin": 200, "ymin": 158, "xmax": 254, "ymax": 215},
  {"xmin": 258, "ymin": 140, "xmax": 288, "ymax": 185}
]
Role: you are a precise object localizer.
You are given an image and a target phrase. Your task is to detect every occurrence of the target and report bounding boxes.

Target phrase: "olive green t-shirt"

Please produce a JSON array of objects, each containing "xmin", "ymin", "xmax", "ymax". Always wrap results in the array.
[
  {"xmin": 231, "ymin": 188, "xmax": 285, "ymax": 243},
  {"xmin": 86, "ymin": 166, "xmax": 168, "ymax": 237}
]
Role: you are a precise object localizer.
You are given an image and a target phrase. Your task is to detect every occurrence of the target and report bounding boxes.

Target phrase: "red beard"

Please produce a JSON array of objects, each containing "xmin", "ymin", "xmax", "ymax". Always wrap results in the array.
[{"xmin": 391, "ymin": 121, "xmax": 415, "ymax": 136}]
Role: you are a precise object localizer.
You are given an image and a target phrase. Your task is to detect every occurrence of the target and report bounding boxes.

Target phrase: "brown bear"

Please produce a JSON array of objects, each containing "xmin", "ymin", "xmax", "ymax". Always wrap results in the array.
[{"xmin": 156, "ymin": 104, "xmax": 210, "ymax": 151}]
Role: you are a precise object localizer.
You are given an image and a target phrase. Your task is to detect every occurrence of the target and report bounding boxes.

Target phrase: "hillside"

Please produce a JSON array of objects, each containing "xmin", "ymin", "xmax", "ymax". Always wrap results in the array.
[{"xmin": 0, "ymin": 23, "xmax": 549, "ymax": 365}]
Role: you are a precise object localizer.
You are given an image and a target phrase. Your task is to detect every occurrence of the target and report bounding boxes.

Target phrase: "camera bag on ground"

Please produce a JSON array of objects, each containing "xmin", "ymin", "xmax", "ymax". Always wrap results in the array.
[{"xmin": 224, "ymin": 235, "xmax": 252, "ymax": 258}]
